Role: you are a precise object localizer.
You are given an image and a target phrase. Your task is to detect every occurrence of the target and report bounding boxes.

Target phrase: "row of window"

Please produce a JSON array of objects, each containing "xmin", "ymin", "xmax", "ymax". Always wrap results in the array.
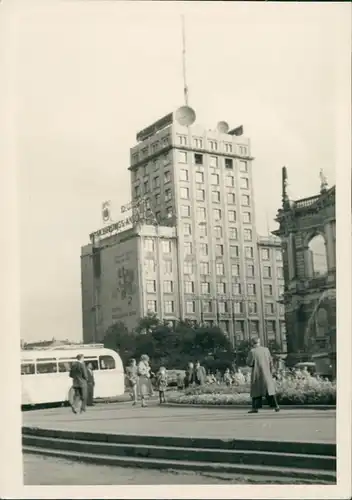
[
  {"xmin": 179, "ymin": 168, "xmax": 249, "ymax": 189},
  {"xmin": 262, "ymin": 266, "xmax": 284, "ymax": 278},
  {"xmin": 131, "ymin": 137, "xmax": 171, "ymax": 164},
  {"xmin": 180, "ymin": 187, "xmax": 250, "ymax": 206},
  {"xmin": 21, "ymin": 355, "xmax": 115, "ymax": 375},
  {"xmin": 183, "ymin": 221, "xmax": 252, "ymax": 240},
  {"xmin": 178, "ymin": 136, "xmax": 249, "ymax": 156},
  {"xmin": 180, "ymin": 226, "xmax": 250, "ymax": 242},
  {"xmin": 144, "ymin": 238, "xmax": 172, "ymax": 253},
  {"xmin": 261, "ymin": 248, "xmax": 283, "ymax": 261}
]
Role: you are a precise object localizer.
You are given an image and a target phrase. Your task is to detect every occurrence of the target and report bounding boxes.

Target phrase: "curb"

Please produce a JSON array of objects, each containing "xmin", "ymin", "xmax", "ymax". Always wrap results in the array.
[{"xmin": 163, "ymin": 402, "xmax": 336, "ymax": 411}]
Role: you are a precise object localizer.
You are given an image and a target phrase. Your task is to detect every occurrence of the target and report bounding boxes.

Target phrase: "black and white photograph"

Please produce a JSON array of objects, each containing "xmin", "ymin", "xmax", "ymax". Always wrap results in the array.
[{"xmin": 1, "ymin": 0, "xmax": 351, "ymax": 498}]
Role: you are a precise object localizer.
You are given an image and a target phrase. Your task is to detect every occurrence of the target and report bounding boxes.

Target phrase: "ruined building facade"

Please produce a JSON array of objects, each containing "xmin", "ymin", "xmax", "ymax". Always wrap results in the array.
[{"xmin": 273, "ymin": 168, "xmax": 336, "ymax": 376}]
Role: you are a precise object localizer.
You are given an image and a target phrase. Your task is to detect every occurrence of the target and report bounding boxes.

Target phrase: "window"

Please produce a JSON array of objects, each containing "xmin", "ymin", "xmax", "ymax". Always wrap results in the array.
[
  {"xmin": 146, "ymin": 280, "xmax": 156, "ymax": 293},
  {"xmin": 218, "ymin": 301, "xmax": 228, "ymax": 313},
  {"xmin": 181, "ymin": 205, "xmax": 191, "ymax": 217},
  {"xmin": 213, "ymin": 208, "xmax": 222, "ymax": 220},
  {"xmin": 216, "ymin": 244, "xmax": 224, "ymax": 256},
  {"xmin": 276, "ymin": 250, "xmax": 283, "ymax": 261},
  {"xmin": 180, "ymin": 187, "xmax": 189, "ymax": 199},
  {"xmin": 212, "ymin": 190, "xmax": 221, "ymax": 202},
  {"xmin": 247, "ymin": 283, "xmax": 256, "ymax": 295},
  {"xmin": 179, "ymin": 169, "xmax": 188, "ymax": 181},
  {"xmin": 225, "ymin": 175, "xmax": 235, "ymax": 187},
  {"xmin": 264, "ymin": 284, "xmax": 273, "ymax": 296},
  {"xmin": 211, "ymin": 174, "xmax": 220, "ymax": 185},
  {"xmin": 201, "ymin": 282, "xmax": 210, "ymax": 294},
  {"xmin": 224, "ymin": 143, "xmax": 232, "ymax": 153},
  {"xmin": 244, "ymin": 228, "xmax": 252, "ymax": 241},
  {"xmin": 214, "ymin": 226, "xmax": 222, "ymax": 238},
  {"xmin": 162, "ymin": 240, "xmax": 171, "ymax": 253},
  {"xmin": 209, "ymin": 155, "xmax": 218, "ymax": 167},
  {"xmin": 225, "ymin": 158, "xmax": 233, "ymax": 169},
  {"xmin": 194, "ymin": 153, "xmax": 203, "ymax": 165},
  {"xmin": 265, "ymin": 303, "xmax": 275, "ymax": 315},
  {"xmin": 166, "ymin": 206, "xmax": 173, "ymax": 219},
  {"xmin": 58, "ymin": 358, "xmax": 78, "ymax": 373},
  {"xmin": 196, "ymin": 189, "xmax": 205, "ymax": 201},
  {"xmin": 179, "ymin": 151, "xmax": 187, "ymax": 163},
  {"xmin": 134, "ymin": 185, "xmax": 140, "ymax": 197},
  {"xmin": 239, "ymin": 145, "xmax": 248, "ymax": 155},
  {"xmin": 184, "ymin": 281, "xmax": 194, "ymax": 294},
  {"xmin": 243, "ymin": 211, "xmax": 251, "ymax": 223},
  {"xmin": 164, "ymin": 171, "xmax": 171, "ymax": 184},
  {"xmin": 147, "ymin": 300, "xmax": 157, "ymax": 313},
  {"xmin": 248, "ymin": 301, "xmax": 257, "ymax": 314},
  {"xmin": 199, "ymin": 224, "xmax": 207, "ymax": 237},
  {"xmin": 195, "ymin": 171, "xmax": 204, "ymax": 183},
  {"xmin": 228, "ymin": 227, "xmax": 238, "ymax": 240},
  {"xmin": 277, "ymin": 267, "xmax": 284, "ymax": 278},
  {"xmin": 184, "ymin": 261, "xmax": 193, "ymax": 274},
  {"xmin": 162, "ymin": 136, "xmax": 170, "ymax": 148},
  {"xmin": 194, "ymin": 138, "xmax": 203, "ymax": 149},
  {"xmin": 247, "ymin": 264, "xmax": 255, "ymax": 277},
  {"xmin": 279, "ymin": 304, "xmax": 285, "ymax": 316},
  {"xmin": 151, "ymin": 142, "xmax": 159, "ymax": 153},
  {"xmin": 200, "ymin": 262, "xmax": 209, "ymax": 274},
  {"xmin": 228, "ymin": 210, "xmax": 236, "ymax": 222},
  {"xmin": 266, "ymin": 320, "xmax": 276, "ymax": 333},
  {"xmin": 200, "ymin": 243, "xmax": 208, "ymax": 256},
  {"xmin": 241, "ymin": 194, "xmax": 250, "ymax": 206},
  {"xmin": 21, "ymin": 362, "xmax": 35, "ymax": 375},
  {"xmin": 165, "ymin": 189, "xmax": 172, "ymax": 202},
  {"xmin": 209, "ymin": 141, "xmax": 218, "ymax": 151},
  {"xmin": 263, "ymin": 266, "xmax": 272, "ymax": 278},
  {"xmin": 153, "ymin": 159, "xmax": 158, "ymax": 171},
  {"xmin": 144, "ymin": 180, "xmax": 149, "ymax": 193},
  {"xmin": 178, "ymin": 135, "xmax": 187, "ymax": 145},
  {"xmin": 186, "ymin": 301, "xmax": 195, "ymax": 313},
  {"xmin": 163, "ymin": 280, "xmax": 173, "ymax": 293},
  {"xmin": 164, "ymin": 260, "xmax": 173, "ymax": 273},
  {"xmin": 153, "ymin": 176, "xmax": 160, "ymax": 189},
  {"xmin": 245, "ymin": 246, "xmax": 254, "ymax": 259},
  {"xmin": 183, "ymin": 223, "xmax": 192, "ymax": 235},
  {"xmin": 155, "ymin": 193, "xmax": 161, "ymax": 205},
  {"xmin": 240, "ymin": 177, "xmax": 249, "ymax": 189},
  {"xmin": 231, "ymin": 263, "xmax": 240, "ymax": 276},
  {"xmin": 197, "ymin": 207, "xmax": 206, "ymax": 221},
  {"xmin": 261, "ymin": 248, "xmax": 270, "ymax": 260},
  {"xmin": 232, "ymin": 283, "xmax": 241, "ymax": 295},
  {"xmin": 132, "ymin": 152, "xmax": 139, "ymax": 164},
  {"xmin": 164, "ymin": 300, "xmax": 174, "ymax": 313},
  {"xmin": 142, "ymin": 147, "xmax": 148, "ymax": 158},
  {"xmin": 36, "ymin": 359, "xmax": 58, "ymax": 374},
  {"xmin": 217, "ymin": 282, "xmax": 226, "ymax": 294},
  {"xmin": 216, "ymin": 262, "xmax": 224, "ymax": 275},
  {"xmin": 233, "ymin": 301, "xmax": 243, "ymax": 314},
  {"xmin": 227, "ymin": 193, "xmax": 235, "ymax": 204},
  {"xmin": 144, "ymin": 238, "xmax": 154, "ymax": 252},
  {"xmin": 145, "ymin": 258, "xmax": 156, "ymax": 272},
  {"xmin": 203, "ymin": 301, "xmax": 213, "ymax": 313},
  {"xmin": 184, "ymin": 242, "xmax": 192, "ymax": 254},
  {"xmin": 278, "ymin": 285, "xmax": 285, "ymax": 296},
  {"xmin": 230, "ymin": 245, "xmax": 239, "ymax": 257}
]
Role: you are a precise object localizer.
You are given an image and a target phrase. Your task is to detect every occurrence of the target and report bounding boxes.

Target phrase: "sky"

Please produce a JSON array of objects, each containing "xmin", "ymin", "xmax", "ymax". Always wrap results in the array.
[{"xmin": 9, "ymin": 1, "xmax": 348, "ymax": 342}]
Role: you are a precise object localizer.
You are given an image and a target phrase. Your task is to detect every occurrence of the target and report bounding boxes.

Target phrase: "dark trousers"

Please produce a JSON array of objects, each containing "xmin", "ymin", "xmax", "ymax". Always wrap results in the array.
[
  {"xmin": 87, "ymin": 384, "xmax": 94, "ymax": 406},
  {"xmin": 252, "ymin": 394, "xmax": 279, "ymax": 410},
  {"xmin": 70, "ymin": 384, "xmax": 88, "ymax": 411}
]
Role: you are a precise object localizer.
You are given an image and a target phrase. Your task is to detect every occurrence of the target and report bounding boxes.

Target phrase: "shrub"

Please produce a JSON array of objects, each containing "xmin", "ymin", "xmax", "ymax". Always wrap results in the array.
[{"xmin": 168, "ymin": 375, "xmax": 336, "ymax": 406}]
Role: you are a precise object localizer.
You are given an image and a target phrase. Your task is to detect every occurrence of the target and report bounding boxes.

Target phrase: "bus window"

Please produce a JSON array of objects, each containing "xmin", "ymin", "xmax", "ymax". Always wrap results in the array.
[
  {"xmin": 99, "ymin": 355, "xmax": 116, "ymax": 370},
  {"xmin": 21, "ymin": 363, "xmax": 35, "ymax": 375},
  {"xmin": 84, "ymin": 358, "xmax": 99, "ymax": 370},
  {"xmin": 58, "ymin": 358, "xmax": 75, "ymax": 372},
  {"xmin": 36, "ymin": 359, "xmax": 58, "ymax": 374}
]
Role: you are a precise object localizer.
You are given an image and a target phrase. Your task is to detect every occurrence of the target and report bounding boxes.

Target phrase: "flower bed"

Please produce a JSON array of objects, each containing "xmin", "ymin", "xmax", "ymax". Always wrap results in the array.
[{"xmin": 168, "ymin": 376, "xmax": 336, "ymax": 406}]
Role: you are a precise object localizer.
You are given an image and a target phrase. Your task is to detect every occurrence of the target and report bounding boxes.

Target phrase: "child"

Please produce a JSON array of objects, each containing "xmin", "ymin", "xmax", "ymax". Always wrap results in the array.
[
  {"xmin": 125, "ymin": 358, "xmax": 138, "ymax": 406},
  {"xmin": 156, "ymin": 366, "xmax": 168, "ymax": 404},
  {"xmin": 223, "ymin": 368, "xmax": 232, "ymax": 386}
]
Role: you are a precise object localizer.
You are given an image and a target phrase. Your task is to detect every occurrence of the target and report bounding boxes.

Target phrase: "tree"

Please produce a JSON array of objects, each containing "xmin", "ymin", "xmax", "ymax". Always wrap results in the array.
[
  {"xmin": 134, "ymin": 312, "xmax": 160, "ymax": 335},
  {"xmin": 236, "ymin": 340, "xmax": 252, "ymax": 367},
  {"xmin": 104, "ymin": 321, "xmax": 137, "ymax": 366}
]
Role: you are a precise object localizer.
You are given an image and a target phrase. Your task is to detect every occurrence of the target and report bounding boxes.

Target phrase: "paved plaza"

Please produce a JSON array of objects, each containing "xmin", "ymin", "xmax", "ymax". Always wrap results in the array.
[{"xmin": 23, "ymin": 402, "xmax": 336, "ymax": 444}]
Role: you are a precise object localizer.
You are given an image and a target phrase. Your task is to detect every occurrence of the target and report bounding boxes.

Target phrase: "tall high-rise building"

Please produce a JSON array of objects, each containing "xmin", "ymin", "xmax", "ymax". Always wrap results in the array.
[{"xmin": 81, "ymin": 110, "xmax": 286, "ymax": 350}]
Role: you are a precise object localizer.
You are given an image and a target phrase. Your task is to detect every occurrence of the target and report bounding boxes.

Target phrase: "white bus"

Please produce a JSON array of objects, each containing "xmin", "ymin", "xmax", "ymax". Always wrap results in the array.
[{"xmin": 21, "ymin": 344, "xmax": 125, "ymax": 406}]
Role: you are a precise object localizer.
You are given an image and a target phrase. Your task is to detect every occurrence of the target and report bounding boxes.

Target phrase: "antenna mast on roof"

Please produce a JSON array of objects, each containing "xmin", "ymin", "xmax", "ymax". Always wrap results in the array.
[{"xmin": 181, "ymin": 15, "xmax": 189, "ymax": 106}]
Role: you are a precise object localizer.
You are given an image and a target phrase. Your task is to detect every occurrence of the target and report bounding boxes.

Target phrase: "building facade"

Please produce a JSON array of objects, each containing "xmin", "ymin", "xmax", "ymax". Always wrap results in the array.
[
  {"xmin": 273, "ymin": 167, "xmax": 336, "ymax": 373},
  {"xmin": 81, "ymin": 110, "xmax": 286, "ymax": 350}
]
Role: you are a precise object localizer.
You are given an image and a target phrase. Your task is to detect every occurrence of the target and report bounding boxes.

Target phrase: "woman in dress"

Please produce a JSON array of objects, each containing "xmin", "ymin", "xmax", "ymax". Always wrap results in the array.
[
  {"xmin": 125, "ymin": 358, "xmax": 138, "ymax": 406},
  {"xmin": 137, "ymin": 354, "xmax": 151, "ymax": 408}
]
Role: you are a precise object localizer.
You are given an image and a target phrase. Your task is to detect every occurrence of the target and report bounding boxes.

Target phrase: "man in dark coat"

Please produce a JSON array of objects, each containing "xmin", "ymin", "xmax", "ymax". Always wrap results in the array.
[
  {"xmin": 69, "ymin": 354, "xmax": 88, "ymax": 413},
  {"xmin": 246, "ymin": 337, "xmax": 280, "ymax": 413},
  {"xmin": 86, "ymin": 362, "xmax": 95, "ymax": 406},
  {"xmin": 194, "ymin": 361, "xmax": 206, "ymax": 386}
]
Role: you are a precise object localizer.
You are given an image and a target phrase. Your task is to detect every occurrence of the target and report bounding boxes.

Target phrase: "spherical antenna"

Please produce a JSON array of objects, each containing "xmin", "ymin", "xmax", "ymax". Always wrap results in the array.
[
  {"xmin": 217, "ymin": 121, "xmax": 229, "ymax": 133},
  {"xmin": 175, "ymin": 106, "xmax": 196, "ymax": 126}
]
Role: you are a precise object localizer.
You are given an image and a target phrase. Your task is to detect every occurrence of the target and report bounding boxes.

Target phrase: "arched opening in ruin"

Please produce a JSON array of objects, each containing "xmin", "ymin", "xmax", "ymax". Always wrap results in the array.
[{"xmin": 307, "ymin": 234, "xmax": 328, "ymax": 277}]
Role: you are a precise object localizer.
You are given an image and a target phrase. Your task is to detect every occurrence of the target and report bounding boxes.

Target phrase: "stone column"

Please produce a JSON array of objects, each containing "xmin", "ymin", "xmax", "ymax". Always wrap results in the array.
[{"xmin": 324, "ymin": 222, "xmax": 335, "ymax": 270}]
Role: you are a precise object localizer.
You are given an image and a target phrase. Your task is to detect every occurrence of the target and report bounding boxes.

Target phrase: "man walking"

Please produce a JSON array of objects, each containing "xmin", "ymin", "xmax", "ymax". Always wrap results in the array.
[
  {"xmin": 69, "ymin": 354, "xmax": 88, "ymax": 413},
  {"xmin": 246, "ymin": 337, "xmax": 280, "ymax": 413}
]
